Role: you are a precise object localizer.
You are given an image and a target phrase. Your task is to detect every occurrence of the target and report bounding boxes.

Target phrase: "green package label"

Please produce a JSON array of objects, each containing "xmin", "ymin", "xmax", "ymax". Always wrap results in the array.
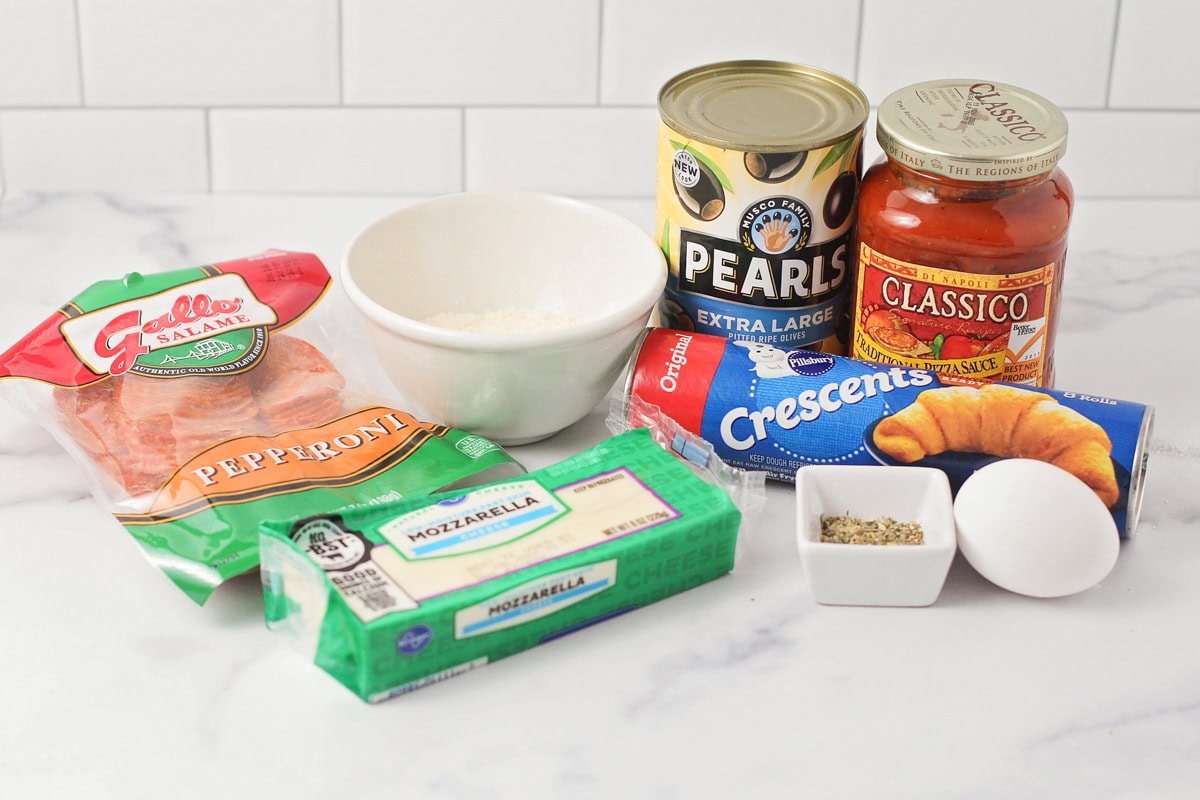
[
  {"xmin": 260, "ymin": 428, "xmax": 742, "ymax": 703},
  {"xmin": 0, "ymin": 251, "xmax": 523, "ymax": 604}
]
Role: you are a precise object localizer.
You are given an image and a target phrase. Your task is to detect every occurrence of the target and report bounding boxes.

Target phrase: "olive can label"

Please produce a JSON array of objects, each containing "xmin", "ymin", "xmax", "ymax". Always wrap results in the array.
[
  {"xmin": 656, "ymin": 122, "xmax": 863, "ymax": 353},
  {"xmin": 851, "ymin": 243, "xmax": 1055, "ymax": 385}
]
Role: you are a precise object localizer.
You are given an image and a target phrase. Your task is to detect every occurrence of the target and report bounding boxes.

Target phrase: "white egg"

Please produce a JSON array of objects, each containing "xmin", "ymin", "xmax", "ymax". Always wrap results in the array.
[{"xmin": 953, "ymin": 459, "xmax": 1119, "ymax": 598}]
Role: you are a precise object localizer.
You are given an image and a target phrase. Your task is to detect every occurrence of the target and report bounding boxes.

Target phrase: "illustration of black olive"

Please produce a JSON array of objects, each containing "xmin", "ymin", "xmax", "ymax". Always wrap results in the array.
[
  {"xmin": 674, "ymin": 159, "xmax": 725, "ymax": 221},
  {"xmin": 823, "ymin": 171, "xmax": 857, "ymax": 228},
  {"xmin": 661, "ymin": 298, "xmax": 696, "ymax": 332},
  {"xmin": 744, "ymin": 150, "xmax": 807, "ymax": 183}
]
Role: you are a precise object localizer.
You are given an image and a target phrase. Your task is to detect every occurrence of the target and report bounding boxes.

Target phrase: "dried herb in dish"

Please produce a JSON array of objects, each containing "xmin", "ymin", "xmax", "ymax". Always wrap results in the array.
[{"xmin": 820, "ymin": 514, "xmax": 924, "ymax": 545}]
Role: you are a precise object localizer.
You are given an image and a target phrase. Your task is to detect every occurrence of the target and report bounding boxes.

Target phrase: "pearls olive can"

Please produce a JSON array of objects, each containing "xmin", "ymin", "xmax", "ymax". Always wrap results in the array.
[{"xmin": 656, "ymin": 60, "xmax": 869, "ymax": 353}]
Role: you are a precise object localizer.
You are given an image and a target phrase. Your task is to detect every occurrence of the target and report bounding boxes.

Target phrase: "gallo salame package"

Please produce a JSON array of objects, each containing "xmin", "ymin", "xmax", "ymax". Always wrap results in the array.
[{"xmin": 0, "ymin": 250, "xmax": 522, "ymax": 603}]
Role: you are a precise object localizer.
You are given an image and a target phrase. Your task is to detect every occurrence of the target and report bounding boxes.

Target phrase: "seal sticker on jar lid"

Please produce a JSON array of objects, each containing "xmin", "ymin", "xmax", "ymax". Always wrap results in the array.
[{"xmin": 875, "ymin": 79, "xmax": 1069, "ymax": 181}]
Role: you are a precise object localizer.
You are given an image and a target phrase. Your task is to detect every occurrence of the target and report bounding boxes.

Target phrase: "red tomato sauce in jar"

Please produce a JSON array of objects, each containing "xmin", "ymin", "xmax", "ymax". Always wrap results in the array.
[{"xmin": 850, "ymin": 80, "xmax": 1073, "ymax": 387}]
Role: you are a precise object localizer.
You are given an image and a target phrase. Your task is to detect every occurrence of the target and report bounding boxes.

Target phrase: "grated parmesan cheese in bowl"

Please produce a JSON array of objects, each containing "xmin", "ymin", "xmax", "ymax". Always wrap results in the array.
[
  {"xmin": 341, "ymin": 192, "xmax": 667, "ymax": 444},
  {"xmin": 422, "ymin": 309, "xmax": 578, "ymax": 333}
]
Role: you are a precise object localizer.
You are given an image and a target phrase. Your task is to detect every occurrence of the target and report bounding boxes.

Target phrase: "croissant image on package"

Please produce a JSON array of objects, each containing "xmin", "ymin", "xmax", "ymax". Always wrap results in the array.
[{"xmin": 873, "ymin": 384, "xmax": 1120, "ymax": 507}]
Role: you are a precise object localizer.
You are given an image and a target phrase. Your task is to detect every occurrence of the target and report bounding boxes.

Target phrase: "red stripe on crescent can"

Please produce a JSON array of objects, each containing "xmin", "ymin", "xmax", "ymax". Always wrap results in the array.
[{"xmin": 626, "ymin": 328, "xmax": 724, "ymax": 434}]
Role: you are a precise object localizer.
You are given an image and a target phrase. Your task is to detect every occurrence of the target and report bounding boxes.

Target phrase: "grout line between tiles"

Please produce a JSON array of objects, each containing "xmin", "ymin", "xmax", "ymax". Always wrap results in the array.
[
  {"xmin": 72, "ymin": 0, "xmax": 86, "ymax": 106},
  {"xmin": 203, "ymin": 108, "xmax": 213, "ymax": 193},
  {"xmin": 1106, "ymin": 0, "xmax": 1122, "ymax": 108},
  {"xmin": 460, "ymin": 108, "xmax": 467, "ymax": 192},
  {"xmin": 853, "ymin": 0, "xmax": 866, "ymax": 85},
  {"xmin": 0, "ymin": 103, "xmax": 648, "ymax": 112},
  {"xmin": 337, "ymin": 0, "xmax": 346, "ymax": 105},
  {"xmin": 145, "ymin": 189, "xmax": 662, "ymax": 200},
  {"xmin": 596, "ymin": 0, "xmax": 605, "ymax": 105},
  {"xmin": 3, "ymin": 103, "xmax": 1200, "ymax": 115},
  {"xmin": 0, "ymin": 104, "xmax": 661, "ymax": 116},
  {"xmin": 1, "ymin": 189, "xmax": 1188, "ymax": 202},
  {"xmin": 0, "ymin": 133, "xmax": 7, "ymax": 208}
]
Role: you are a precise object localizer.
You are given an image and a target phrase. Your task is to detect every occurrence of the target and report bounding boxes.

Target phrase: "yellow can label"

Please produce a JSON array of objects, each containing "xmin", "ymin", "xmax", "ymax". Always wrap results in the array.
[{"xmin": 655, "ymin": 121, "xmax": 863, "ymax": 353}]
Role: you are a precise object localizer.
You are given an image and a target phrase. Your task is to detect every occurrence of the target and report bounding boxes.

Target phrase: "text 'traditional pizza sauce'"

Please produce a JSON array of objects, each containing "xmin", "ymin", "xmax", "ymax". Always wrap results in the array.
[{"xmin": 851, "ymin": 79, "xmax": 1073, "ymax": 387}]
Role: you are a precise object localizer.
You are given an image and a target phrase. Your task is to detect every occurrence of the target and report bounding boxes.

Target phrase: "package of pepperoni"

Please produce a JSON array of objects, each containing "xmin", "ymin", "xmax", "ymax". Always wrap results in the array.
[{"xmin": 0, "ymin": 250, "xmax": 523, "ymax": 604}]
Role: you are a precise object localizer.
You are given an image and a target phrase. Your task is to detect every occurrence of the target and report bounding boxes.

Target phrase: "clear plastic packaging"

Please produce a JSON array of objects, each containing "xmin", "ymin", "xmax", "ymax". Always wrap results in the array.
[
  {"xmin": 608, "ymin": 392, "xmax": 766, "ymax": 559},
  {"xmin": 0, "ymin": 250, "xmax": 523, "ymax": 603}
]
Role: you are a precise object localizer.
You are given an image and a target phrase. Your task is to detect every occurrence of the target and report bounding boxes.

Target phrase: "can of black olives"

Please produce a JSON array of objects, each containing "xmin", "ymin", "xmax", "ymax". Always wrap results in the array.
[{"xmin": 656, "ymin": 61, "xmax": 869, "ymax": 354}]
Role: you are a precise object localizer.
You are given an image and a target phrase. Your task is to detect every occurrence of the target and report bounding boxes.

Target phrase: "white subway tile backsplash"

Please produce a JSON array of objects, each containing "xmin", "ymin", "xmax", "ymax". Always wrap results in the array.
[
  {"xmin": 1062, "ymin": 111, "xmax": 1200, "ymax": 198},
  {"xmin": 1071, "ymin": 199, "xmax": 1200, "ymax": 253},
  {"xmin": 579, "ymin": 197, "xmax": 656, "ymax": 234},
  {"xmin": 600, "ymin": 0, "xmax": 860, "ymax": 106},
  {"xmin": 209, "ymin": 109, "xmax": 462, "ymax": 194},
  {"xmin": 465, "ymin": 107, "xmax": 658, "ymax": 195},
  {"xmin": 1110, "ymin": 0, "xmax": 1200, "ymax": 109},
  {"xmin": 0, "ymin": 110, "xmax": 207, "ymax": 191},
  {"xmin": 0, "ymin": 0, "xmax": 1195, "ymax": 200},
  {"xmin": 857, "ymin": 0, "xmax": 1116, "ymax": 108},
  {"xmin": 344, "ymin": 0, "xmax": 599, "ymax": 105},
  {"xmin": 77, "ymin": 0, "xmax": 339, "ymax": 106},
  {"xmin": 0, "ymin": 0, "xmax": 80, "ymax": 106}
]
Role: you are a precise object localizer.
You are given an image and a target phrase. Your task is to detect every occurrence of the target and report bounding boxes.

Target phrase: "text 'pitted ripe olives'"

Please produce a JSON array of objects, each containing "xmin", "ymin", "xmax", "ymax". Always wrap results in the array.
[{"xmin": 656, "ymin": 61, "xmax": 868, "ymax": 355}]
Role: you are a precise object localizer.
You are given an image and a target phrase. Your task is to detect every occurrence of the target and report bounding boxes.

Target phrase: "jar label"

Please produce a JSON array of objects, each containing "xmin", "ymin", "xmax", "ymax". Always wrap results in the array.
[{"xmin": 851, "ymin": 243, "xmax": 1054, "ymax": 385}]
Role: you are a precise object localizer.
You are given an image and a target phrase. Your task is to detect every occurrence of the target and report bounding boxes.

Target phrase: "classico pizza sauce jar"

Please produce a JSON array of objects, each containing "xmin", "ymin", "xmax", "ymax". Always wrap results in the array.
[{"xmin": 851, "ymin": 79, "xmax": 1073, "ymax": 387}]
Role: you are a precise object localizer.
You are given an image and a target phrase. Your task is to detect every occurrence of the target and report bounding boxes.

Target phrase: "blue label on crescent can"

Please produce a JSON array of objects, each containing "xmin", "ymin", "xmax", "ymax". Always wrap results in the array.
[{"xmin": 628, "ymin": 328, "xmax": 1154, "ymax": 537}]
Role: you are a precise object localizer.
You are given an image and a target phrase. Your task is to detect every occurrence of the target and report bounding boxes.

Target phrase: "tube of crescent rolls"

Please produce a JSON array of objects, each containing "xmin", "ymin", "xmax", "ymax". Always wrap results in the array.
[{"xmin": 623, "ymin": 328, "xmax": 1154, "ymax": 537}]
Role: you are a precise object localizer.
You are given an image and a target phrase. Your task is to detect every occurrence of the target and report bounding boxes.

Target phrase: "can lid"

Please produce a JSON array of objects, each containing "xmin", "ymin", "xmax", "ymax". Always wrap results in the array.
[
  {"xmin": 658, "ymin": 60, "xmax": 868, "ymax": 152},
  {"xmin": 1125, "ymin": 405, "xmax": 1155, "ymax": 537},
  {"xmin": 876, "ymin": 79, "xmax": 1068, "ymax": 181}
]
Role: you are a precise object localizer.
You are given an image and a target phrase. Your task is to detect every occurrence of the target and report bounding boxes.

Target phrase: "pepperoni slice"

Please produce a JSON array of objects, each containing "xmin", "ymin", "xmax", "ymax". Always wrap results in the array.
[
  {"xmin": 52, "ymin": 334, "xmax": 349, "ymax": 497},
  {"xmin": 53, "ymin": 379, "xmax": 163, "ymax": 495},
  {"xmin": 253, "ymin": 335, "xmax": 346, "ymax": 431},
  {"xmin": 114, "ymin": 371, "xmax": 262, "ymax": 490},
  {"xmin": 54, "ymin": 379, "xmax": 121, "ymax": 456},
  {"xmin": 117, "ymin": 373, "xmax": 258, "ymax": 424}
]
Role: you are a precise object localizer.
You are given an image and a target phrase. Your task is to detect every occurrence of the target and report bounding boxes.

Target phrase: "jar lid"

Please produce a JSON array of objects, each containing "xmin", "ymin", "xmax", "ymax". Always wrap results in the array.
[
  {"xmin": 876, "ymin": 79, "xmax": 1068, "ymax": 182},
  {"xmin": 658, "ymin": 60, "xmax": 868, "ymax": 152}
]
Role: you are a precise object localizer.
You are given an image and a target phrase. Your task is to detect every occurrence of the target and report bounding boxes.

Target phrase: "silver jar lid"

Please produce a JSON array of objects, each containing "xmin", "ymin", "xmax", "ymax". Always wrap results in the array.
[{"xmin": 876, "ymin": 79, "xmax": 1068, "ymax": 181}]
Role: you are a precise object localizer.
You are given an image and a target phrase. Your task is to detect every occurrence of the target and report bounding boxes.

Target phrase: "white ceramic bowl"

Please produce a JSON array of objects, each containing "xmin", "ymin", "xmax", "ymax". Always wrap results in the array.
[
  {"xmin": 795, "ymin": 465, "xmax": 957, "ymax": 607},
  {"xmin": 341, "ymin": 192, "xmax": 667, "ymax": 445}
]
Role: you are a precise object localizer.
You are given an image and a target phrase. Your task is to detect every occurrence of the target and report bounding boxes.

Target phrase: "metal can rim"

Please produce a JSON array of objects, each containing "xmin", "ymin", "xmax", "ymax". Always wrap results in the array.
[
  {"xmin": 1124, "ymin": 404, "xmax": 1155, "ymax": 537},
  {"xmin": 658, "ymin": 60, "xmax": 869, "ymax": 153},
  {"xmin": 621, "ymin": 327, "xmax": 654, "ymax": 410}
]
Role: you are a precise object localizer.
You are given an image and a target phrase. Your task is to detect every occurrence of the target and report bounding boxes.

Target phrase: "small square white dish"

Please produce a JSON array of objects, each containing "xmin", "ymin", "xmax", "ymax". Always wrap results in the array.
[{"xmin": 795, "ymin": 465, "xmax": 956, "ymax": 607}]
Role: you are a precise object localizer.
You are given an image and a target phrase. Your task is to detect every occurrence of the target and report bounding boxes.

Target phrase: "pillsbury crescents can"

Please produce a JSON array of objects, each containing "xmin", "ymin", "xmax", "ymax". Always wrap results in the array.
[
  {"xmin": 626, "ymin": 328, "xmax": 1154, "ymax": 538},
  {"xmin": 656, "ymin": 61, "xmax": 870, "ymax": 354}
]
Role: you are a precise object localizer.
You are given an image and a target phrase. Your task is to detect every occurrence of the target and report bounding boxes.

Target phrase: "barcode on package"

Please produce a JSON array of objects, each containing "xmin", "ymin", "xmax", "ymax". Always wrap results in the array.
[{"xmin": 332, "ymin": 564, "xmax": 418, "ymax": 622}]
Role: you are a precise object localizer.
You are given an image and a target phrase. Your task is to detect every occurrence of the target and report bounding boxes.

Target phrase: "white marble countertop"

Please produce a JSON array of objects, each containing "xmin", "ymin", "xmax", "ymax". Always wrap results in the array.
[{"xmin": 1, "ymin": 192, "xmax": 1197, "ymax": 799}]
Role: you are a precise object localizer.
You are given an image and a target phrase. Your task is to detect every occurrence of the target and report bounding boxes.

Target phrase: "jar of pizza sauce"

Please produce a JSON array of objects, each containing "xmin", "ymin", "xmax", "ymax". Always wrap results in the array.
[{"xmin": 850, "ymin": 79, "xmax": 1072, "ymax": 387}]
